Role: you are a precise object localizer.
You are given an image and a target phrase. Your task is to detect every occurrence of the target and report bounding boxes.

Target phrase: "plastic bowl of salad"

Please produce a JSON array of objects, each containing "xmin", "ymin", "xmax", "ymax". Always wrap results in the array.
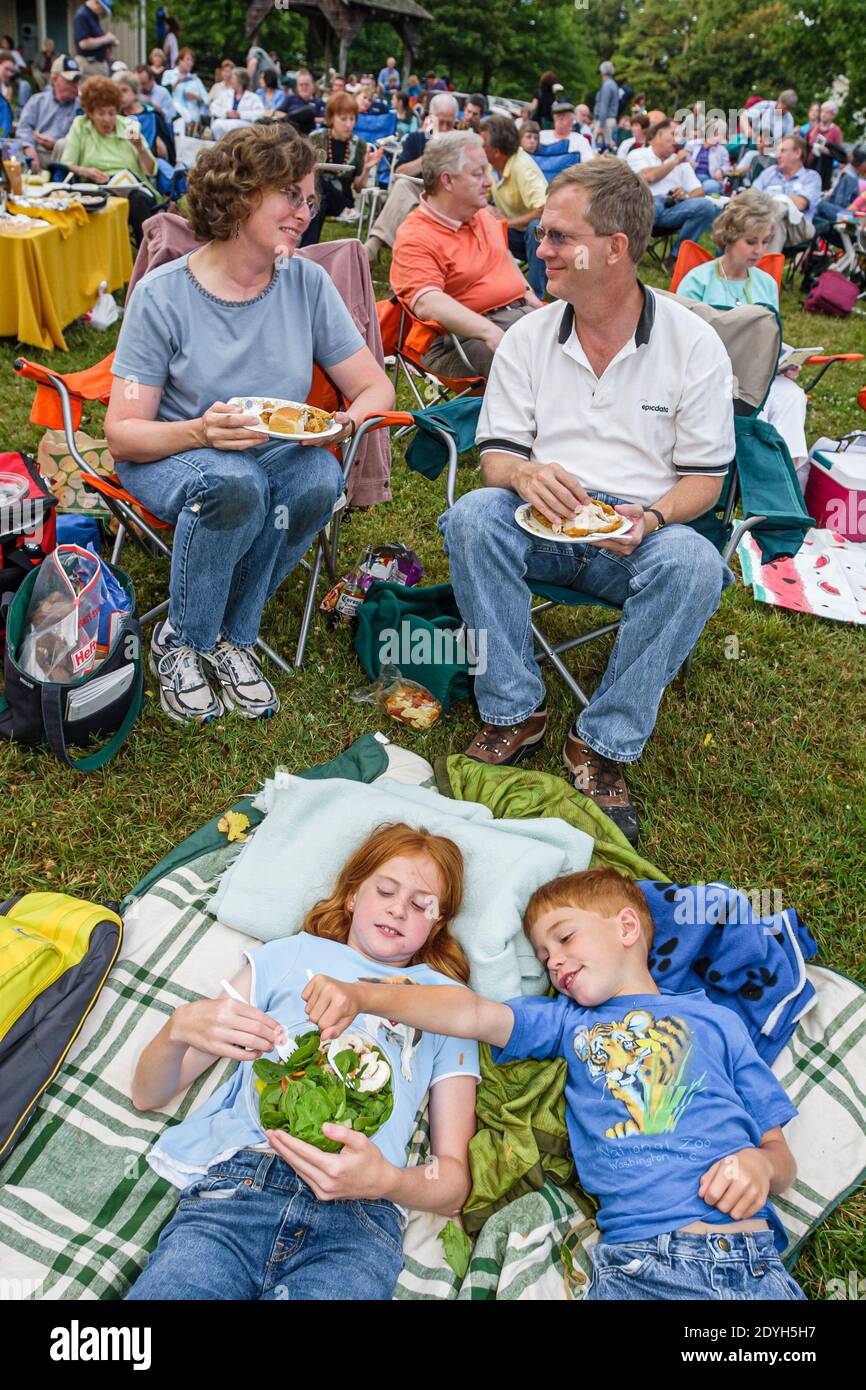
[{"xmin": 250, "ymin": 1024, "xmax": 394, "ymax": 1153}]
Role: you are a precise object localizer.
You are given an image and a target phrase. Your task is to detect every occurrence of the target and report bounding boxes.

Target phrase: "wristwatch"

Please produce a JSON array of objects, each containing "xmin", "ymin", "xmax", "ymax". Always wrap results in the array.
[{"xmin": 644, "ymin": 507, "xmax": 667, "ymax": 532}]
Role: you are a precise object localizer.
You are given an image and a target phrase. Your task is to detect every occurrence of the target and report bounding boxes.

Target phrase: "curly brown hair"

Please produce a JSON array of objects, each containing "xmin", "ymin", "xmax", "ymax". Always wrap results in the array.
[
  {"xmin": 185, "ymin": 124, "xmax": 317, "ymax": 242},
  {"xmin": 79, "ymin": 76, "xmax": 122, "ymax": 116}
]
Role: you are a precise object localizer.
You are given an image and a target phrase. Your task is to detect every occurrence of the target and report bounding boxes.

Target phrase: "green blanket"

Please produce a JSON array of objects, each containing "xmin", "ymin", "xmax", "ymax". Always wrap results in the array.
[{"xmin": 354, "ymin": 582, "xmax": 472, "ymax": 712}]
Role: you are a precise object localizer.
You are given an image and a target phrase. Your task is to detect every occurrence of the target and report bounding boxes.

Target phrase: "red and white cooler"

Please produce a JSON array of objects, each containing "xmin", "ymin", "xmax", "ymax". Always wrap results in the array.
[{"xmin": 805, "ymin": 435, "xmax": 866, "ymax": 543}]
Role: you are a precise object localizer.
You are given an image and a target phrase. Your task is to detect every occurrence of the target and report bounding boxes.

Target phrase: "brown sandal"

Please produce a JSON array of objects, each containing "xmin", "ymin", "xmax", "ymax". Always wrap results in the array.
[{"xmin": 562, "ymin": 729, "xmax": 639, "ymax": 846}]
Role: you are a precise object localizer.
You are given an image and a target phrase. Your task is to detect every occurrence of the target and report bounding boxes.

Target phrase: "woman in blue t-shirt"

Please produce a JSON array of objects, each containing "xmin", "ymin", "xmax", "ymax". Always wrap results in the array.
[
  {"xmin": 126, "ymin": 823, "xmax": 480, "ymax": 1300},
  {"xmin": 105, "ymin": 124, "xmax": 394, "ymax": 725}
]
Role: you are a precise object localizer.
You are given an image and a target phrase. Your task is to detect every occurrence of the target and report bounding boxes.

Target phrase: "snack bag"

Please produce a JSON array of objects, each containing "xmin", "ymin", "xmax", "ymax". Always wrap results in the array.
[
  {"xmin": 18, "ymin": 545, "xmax": 103, "ymax": 683},
  {"xmin": 86, "ymin": 542, "xmax": 132, "ymax": 654},
  {"xmin": 351, "ymin": 664, "xmax": 442, "ymax": 730},
  {"xmin": 320, "ymin": 543, "xmax": 424, "ymax": 620}
]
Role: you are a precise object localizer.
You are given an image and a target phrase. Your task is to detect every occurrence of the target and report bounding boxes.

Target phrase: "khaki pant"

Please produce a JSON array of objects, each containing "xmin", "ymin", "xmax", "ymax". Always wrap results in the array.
[
  {"xmin": 76, "ymin": 56, "xmax": 110, "ymax": 78},
  {"xmin": 421, "ymin": 301, "xmax": 537, "ymax": 380},
  {"xmin": 767, "ymin": 204, "xmax": 814, "ymax": 253},
  {"xmin": 366, "ymin": 174, "xmax": 423, "ymax": 250}
]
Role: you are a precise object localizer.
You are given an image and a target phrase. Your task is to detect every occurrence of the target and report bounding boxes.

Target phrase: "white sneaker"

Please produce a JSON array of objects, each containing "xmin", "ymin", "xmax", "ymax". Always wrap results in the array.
[
  {"xmin": 150, "ymin": 622, "xmax": 224, "ymax": 724},
  {"xmin": 203, "ymin": 640, "xmax": 280, "ymax": 720},
  {"xmin": 336, "ymin": 207, "xmax": 360, "ymax": 223}
]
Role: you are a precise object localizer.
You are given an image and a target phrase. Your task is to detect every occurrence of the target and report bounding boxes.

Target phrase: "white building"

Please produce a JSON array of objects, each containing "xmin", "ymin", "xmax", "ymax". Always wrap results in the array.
[{"xmin": 0, "ymin": 0, "xmax": 147, "ymax": 70}]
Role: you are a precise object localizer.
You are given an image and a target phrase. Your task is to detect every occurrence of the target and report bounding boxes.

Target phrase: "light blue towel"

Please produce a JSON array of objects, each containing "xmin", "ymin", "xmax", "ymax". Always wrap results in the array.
[{"xmin": 212, "ymin": 774, "xmax": 594, "ymax": 1001}]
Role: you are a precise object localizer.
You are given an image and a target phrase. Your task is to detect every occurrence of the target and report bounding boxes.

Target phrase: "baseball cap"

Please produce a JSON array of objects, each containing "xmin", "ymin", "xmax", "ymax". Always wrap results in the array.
[
  {"xmin": 100, "ymin": 0, "xmax": 114, "ymax": 13},
  {"xmin": 51, "ymin": 54, "xmax": 82, "ymax": 80},
  {"xmin": 552, "ymin": 99, "xmax": 575, "ymax": 114}
]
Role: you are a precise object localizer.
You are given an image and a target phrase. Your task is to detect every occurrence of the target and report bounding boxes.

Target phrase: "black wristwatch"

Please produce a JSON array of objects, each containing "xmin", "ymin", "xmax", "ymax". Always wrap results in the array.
[{"xmin": 644, "ymin": 507, "xmax": 667, "ymax": 532}]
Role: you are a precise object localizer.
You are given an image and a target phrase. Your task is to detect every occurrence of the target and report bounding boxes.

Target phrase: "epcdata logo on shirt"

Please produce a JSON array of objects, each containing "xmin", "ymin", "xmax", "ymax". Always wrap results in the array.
[{"xmin": 639, "ymin": 399, "xmax": 670, "ymax": 414}]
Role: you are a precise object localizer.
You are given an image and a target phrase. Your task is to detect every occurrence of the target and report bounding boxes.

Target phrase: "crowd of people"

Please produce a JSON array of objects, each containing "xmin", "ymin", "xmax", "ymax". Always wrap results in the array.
[{"xmin": 5, "ymin": 34, "xmax": 863, "ymax": 821}]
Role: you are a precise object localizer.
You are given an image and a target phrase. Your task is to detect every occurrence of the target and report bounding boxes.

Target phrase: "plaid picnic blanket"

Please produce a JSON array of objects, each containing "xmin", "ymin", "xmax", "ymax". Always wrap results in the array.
[{"xmin": 0, "ymin": 813, "xmax": 863, "ymax": 1298}]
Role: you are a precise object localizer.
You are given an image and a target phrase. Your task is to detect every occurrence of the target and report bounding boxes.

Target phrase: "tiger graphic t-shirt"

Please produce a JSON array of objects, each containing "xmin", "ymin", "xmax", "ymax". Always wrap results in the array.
[{"xmin": 493, "ymin": 989, "xmax": 797, "ymax": 1247}]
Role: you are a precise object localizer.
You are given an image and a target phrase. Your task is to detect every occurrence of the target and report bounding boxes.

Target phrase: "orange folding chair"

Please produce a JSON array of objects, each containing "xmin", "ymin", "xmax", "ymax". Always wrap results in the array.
[
  {"xmin": 14, "ymin": 353, "xmax": 385, "ymax": 672},
  {"xmin": 669, "ymin": 240, "xmax": 784, "ymax": 293},
  {"xmin": 377, "ymin": 294, "xmax": 486, "ymax": 415},
  {"xmin": 668, "ymin": 243, "xmax": 863, "ymax": 392}
]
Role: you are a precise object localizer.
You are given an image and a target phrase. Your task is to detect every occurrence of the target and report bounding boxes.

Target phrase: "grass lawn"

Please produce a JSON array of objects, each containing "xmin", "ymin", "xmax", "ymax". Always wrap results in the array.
[{"xmin": 1, "ymin": 227, "xmax": 864, "ymax": 1299}]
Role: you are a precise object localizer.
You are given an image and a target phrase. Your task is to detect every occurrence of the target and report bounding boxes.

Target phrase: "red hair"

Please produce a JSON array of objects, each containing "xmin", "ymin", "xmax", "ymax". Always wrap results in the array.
[
  {"xmin": 524, "ymin": 867, "xmax": 655, "ymax": 949},
  {"xmin": 303, "ymin": 823, "xmax": 469, "ymax": 982}
]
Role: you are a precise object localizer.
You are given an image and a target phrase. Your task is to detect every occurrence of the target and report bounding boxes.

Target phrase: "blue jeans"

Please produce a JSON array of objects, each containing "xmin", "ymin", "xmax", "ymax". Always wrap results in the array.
[
  {"xmin": 116, "ymin": 441, "xmax": 343, "ymax": 652},
  {"xmin": 508, "ymin": 221, "xmax": 547, "ymax": 299},
  {"xmin": 585, "ymin": 1230, "xmax": 806, "ymax": 1300},
  {"xmin": 699, "ymin": 177, "xmax": 723, "ymax": 195},
  {"xmin": 126, "ymin": 1150, "xmax": 404, "ymax": 1301},
  {"xmin": 438, "ymin": 488, "xmax": 732, "ymax": 763},
  {"xmin": 653, "ymin": 193, "xmax": 720, "ymax": 255}
]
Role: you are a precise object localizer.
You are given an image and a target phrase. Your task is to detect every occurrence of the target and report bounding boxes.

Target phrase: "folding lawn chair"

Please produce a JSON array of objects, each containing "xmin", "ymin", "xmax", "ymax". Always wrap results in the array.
[
  {"xmin": 645, "ymin": 225, "xmax": 676, "ymax": 271},
  {"xmin": 353, "ymin": 112, "xmax": 400, "ymax": 241},
  {"xmin": 530, "ymin": 149, "xmax": 582, "ymax": 182},
  {"xmin": 354, "ymin": 112, "xmax": 398, "ymax": 144},
  {"xmin": 377, "ymin": 294, "xmax": 486, "ymax": 414},
  {"xmin": 13, "ymin": 354, "xmax": 387, "ymax": 672},
  {"xmin": 670, "ymin": 241, "xmax": 863, "ymax": 392},
  {"xmin": 367, "ymin": 299, "xmax": 817, "ymax": 709},
  {"xmin": 669, "ymin": 240, "xmax": 784, "ymax": 293}
]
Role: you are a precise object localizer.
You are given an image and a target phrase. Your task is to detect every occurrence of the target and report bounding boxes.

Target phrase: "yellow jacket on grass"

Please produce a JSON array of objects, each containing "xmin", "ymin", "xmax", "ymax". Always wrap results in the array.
[{"xmin": 0, "ymin": 893, "xmax": 122, "ymax": 1162}]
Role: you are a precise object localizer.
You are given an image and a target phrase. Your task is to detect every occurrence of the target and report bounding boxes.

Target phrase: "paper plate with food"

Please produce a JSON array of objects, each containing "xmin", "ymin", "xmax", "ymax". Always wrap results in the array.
[
  {"xmin": 249, "ymin": 1024, "xmax": 395, "ymax": 1153},
  {"xmin": 226, "ymin": 396, "xmax": 342, "ymax": 442},
  {"xmin": 515, "ymin": 499, "xmax": 632, "ymax": 544}
]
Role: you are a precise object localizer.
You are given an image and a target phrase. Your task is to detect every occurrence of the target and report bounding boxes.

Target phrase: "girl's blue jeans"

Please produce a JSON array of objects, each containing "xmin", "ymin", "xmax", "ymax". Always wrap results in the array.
[{"xmin": 126, "ymin": 1150, "xmax": 404, "ymax": 1301}]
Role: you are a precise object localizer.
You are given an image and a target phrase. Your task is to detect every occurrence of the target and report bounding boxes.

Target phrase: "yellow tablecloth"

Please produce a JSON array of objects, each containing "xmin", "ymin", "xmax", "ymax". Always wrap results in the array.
[
  {"xmin": 7, "ymin": 199, "xmax": 89, "ymax": 238},
  {"xmin": 0, "ymin": 197, "xmax": 133, "ymax": 351}
]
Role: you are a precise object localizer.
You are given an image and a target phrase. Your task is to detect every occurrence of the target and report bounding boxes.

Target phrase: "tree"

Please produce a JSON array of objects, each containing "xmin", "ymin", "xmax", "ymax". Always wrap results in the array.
[{"xmin": 410, "ymin": 0, "xmax": 598, "ymax": 104}]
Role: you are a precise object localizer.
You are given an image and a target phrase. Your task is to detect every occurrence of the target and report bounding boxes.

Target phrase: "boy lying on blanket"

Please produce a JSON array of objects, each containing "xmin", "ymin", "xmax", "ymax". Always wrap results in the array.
[{"xmin": 305, "ymin": 867, "xmax": 806, "ymax": 1302}]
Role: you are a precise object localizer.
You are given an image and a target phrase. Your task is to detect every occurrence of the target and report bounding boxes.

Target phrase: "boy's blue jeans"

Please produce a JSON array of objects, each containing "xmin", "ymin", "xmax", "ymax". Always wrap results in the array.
[
  {"xmin": 125, "ymin": 1150, "xmax": 404, "ymax": 1301},
  {"xmin": 585, "ymin": 1230, "xmax": 806, "ymax": 1300},
  {"xmin": 116, "ymin": 441, "xmax": 343, "ymax": 653},
  {"xmin": 438, "ymin": 488, "xmax": 732, "ymax": 764}
]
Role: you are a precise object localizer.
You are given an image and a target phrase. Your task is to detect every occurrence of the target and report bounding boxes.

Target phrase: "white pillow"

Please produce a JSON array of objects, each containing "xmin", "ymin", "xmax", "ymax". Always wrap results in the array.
[{"xmin": 211, "ymin": 775, "xmax": 593, "ymax": 1001}]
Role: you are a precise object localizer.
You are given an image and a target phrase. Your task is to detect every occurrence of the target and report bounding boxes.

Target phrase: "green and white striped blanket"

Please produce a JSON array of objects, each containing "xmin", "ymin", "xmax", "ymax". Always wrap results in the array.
[{"xmin": 0, "ymin": 792, "xmax": 864, "ymax": 1298}]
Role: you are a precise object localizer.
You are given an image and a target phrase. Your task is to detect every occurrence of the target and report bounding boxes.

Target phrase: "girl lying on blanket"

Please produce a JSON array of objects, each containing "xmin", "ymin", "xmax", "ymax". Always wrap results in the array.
[{"xmin": 127, "ymin": 824, "xmax": 480, "ymax": 1302}]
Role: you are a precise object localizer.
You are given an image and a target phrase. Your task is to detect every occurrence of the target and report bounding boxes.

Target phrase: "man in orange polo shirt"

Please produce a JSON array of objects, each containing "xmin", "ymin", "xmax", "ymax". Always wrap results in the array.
[{"xmin": 390, "ymin": 131, "xmax": 543, "ymax": 379}]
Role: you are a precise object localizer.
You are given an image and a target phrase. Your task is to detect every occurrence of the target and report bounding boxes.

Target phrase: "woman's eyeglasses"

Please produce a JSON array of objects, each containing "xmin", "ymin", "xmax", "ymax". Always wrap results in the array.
[{"xmin": 282, "ymin": 188, "xmax": 320, "ymax": 217}]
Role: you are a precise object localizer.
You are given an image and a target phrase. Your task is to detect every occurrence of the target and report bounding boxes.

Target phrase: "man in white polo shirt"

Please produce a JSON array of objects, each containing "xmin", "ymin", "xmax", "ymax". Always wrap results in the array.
[
  {"xmin": 628, "ymin": 117, "xmax": 719, "ymax": 271},
  {"xmin": 438, "ymin": 160, "xmax": 735, "ymax": 845}
]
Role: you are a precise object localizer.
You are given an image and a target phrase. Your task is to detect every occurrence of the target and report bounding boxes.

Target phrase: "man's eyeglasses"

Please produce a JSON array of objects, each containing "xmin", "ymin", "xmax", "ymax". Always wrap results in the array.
[
  {"xmin": 282, "ymin": 188, "xmax": 320, "ymax": 217},
  {"xmin": 533, "ymin": 225, "xmax": 607, "ymax": 246}
]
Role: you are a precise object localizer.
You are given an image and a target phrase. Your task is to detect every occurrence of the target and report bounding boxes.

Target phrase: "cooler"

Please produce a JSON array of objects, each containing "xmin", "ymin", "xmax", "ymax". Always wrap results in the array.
[{"xmin": 805, "ymin": 436, "xmax": 866, "ymax": 542}]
